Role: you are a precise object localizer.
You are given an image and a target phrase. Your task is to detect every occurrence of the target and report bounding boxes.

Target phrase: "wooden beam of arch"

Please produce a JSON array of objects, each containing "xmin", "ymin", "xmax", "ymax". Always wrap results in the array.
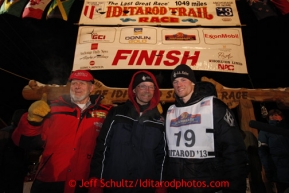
[
  {"xmin": 201, "ymin": 77, "xmax": 289, "ymax": 109},
  {"xmin": 23, "ymin": 77, "xmax": 289, "ymax": 109}
]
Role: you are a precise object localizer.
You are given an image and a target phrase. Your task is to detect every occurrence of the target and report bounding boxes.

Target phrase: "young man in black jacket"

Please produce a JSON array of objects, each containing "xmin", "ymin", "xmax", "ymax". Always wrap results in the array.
[{"xmin": 166, "ymin": 64, "xmax": 248, "ymax": 193}]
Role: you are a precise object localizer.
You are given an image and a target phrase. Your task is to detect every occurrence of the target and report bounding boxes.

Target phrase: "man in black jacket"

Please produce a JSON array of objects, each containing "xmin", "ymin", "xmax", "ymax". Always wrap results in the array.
[
  {"xmin": 258, "ymin": 109, "xmax": 289, "ymax": 193},
  {"xmin": 165, "ymin": 64, "xmax": 248, "ymax": 193},
  {"xmin": 89, "ymin": 70, "xmax": 166, "ymax": 193}
]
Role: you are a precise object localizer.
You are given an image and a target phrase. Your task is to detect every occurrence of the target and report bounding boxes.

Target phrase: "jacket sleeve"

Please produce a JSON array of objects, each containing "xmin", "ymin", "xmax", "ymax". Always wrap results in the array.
[
  {"xmin": 155, "ymin": 123, "xmax": 167, "ymax": 182},
  {"xmin": 213, "ymin": 99, "xmax": 248, "ymax": 193},
  {"xmin": 11, "ymin": 112, "xmax": 45, "ymax": 150},
  {"xmin": 89, "ymin": 107, "xmax": 115, "ymax": 179},
  {"xmin": 258, "ymin": 131, "xmax": 275, "ymax": 181}
]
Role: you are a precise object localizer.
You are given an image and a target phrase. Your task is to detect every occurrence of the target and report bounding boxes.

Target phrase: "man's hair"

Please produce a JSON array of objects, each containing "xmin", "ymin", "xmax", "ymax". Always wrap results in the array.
[{"xmin": 268, "ymin": 109, "xmax": 284, "ymax": 119}]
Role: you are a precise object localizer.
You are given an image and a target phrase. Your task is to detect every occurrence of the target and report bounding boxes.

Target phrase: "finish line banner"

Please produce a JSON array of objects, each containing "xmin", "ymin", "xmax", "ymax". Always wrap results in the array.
[
  {"xmin": 72, "ymin": 26, "xmax": 247, "ymax": 74},
  {"xmin": 78, "ymin": 0, "xmax": 241, "ymax": 26}
]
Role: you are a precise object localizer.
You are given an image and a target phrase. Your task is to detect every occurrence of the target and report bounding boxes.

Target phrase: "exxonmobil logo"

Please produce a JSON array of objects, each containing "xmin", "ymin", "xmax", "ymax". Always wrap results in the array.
[{"xmin": 204, "ymin": 33, "xmax": 239, "ymax": 39}]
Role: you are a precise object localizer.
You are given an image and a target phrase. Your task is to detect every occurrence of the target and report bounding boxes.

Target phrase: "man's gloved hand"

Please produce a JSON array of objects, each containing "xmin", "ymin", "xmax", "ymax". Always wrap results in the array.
[{"xmin": 28, "ymin": 93, "xmax": 50, "ymax": 122}]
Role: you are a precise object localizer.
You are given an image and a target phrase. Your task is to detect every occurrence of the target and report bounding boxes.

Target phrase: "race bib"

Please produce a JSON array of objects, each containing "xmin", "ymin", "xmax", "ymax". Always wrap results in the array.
[{"xmin": 166, "ymin": 96, "xmax": 215, "ymax": 159}]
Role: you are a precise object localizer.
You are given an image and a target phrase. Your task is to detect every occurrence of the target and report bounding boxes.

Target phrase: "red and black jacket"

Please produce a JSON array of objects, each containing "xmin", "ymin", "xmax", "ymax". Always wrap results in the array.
[{"xmin": 12, "ymin": 94, "xmax": 112, "ymax": 192}]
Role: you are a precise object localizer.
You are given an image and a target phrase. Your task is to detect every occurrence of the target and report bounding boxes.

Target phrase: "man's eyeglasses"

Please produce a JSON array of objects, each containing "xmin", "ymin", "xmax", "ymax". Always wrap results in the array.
[{"xmin": 137, "ymin": 85, "xmax": 155, "ymax": 91}]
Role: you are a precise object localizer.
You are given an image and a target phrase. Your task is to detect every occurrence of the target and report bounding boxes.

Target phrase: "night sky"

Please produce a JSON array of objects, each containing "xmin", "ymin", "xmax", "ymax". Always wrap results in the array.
[{"xmin": 1, "ymin": 0, "xmax": 289, "ymax": 124}]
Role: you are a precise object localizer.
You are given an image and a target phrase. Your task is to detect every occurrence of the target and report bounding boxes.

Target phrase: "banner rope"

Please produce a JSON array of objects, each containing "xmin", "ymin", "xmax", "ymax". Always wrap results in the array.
[{"xmin": 0, "ymin": 67, "xmax": 30, "ymax": 81}]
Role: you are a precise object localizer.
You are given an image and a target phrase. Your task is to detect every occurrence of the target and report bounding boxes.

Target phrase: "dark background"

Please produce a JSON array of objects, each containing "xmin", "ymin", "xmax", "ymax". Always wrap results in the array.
[{"xmin": 1, "ymin": 0, "xmax": 289, "ymax": 125}]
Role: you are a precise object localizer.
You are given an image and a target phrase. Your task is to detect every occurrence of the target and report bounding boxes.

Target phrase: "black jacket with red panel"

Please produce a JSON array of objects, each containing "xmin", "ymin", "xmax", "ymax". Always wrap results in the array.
[{"xmin": 89, "ymin": 71, "xmax": 166, "ymax": 193}]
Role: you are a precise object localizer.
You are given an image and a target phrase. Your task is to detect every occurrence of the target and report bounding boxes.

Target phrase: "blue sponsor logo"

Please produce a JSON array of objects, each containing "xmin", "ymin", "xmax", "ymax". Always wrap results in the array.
[{"xmin": 170, "ymin": 112, "xmax": 201, "ymax": 127}]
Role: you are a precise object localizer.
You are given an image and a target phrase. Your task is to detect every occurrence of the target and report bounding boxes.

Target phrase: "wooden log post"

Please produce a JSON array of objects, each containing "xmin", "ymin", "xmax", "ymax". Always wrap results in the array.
[{"xmin": 238, "ymin": 99, "xmax": 258, "ymax": 137}]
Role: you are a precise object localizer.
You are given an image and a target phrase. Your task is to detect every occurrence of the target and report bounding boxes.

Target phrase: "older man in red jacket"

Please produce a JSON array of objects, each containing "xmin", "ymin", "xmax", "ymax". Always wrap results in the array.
[{"xmin": 12, "ymin": 70, "xmax": 112, "ymax": 193}]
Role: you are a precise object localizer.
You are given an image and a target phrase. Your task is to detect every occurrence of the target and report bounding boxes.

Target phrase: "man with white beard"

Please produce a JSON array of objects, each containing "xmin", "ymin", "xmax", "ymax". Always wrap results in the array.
[{"xmin": 12, "ymin": 70, "xmax": 112, "ymax": 193}]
